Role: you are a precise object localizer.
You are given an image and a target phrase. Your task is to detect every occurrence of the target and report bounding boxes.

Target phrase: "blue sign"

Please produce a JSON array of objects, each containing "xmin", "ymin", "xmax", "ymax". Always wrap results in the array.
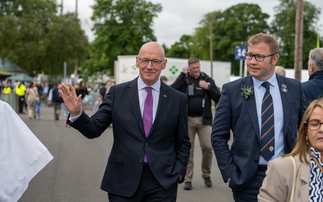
[{"xmin": 235, "ymin": 46, "xmax": 248, "ymax": 60}]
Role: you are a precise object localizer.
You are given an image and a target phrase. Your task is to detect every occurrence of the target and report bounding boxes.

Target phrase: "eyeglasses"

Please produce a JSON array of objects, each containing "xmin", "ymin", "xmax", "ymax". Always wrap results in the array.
[
  {"xmin": 245, "ymin": 53, "xmax": 276, "ymax": 61},
  {"xmin": 305, "ymin": 119, "xmax": 323, "ymax": 131},
  {"xmin": 138, "ymin": 58, "xmax": 165, "ymax": 67}
]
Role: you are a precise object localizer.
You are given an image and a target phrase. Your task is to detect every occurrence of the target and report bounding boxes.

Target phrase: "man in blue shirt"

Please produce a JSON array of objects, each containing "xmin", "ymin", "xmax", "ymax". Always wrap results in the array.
[{"xmin": 211, "ymin": 33, "xmax": 306, "ymax": 201}]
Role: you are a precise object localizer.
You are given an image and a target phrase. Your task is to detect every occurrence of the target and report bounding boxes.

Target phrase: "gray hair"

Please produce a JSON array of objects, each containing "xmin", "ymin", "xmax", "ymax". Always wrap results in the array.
[
  {"xmin": 309, "ymin": 48, "xmax": 323, "ymax": 70},
  {"xmin": 275, "ymin": 66, "xmax": 285, "ymax": 76}
]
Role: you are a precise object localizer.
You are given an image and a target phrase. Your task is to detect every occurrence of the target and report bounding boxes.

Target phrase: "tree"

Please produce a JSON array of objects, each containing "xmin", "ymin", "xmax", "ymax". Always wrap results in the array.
[
  {"xmin": 0, "ymin": 0, "xmax": 89, "ymax": 76},
  {"xmin": 42, "ymin": 13, "xmax": 89, "ymax": 75},
  {"xmin": 189, "ymin": 4, "xmax": 270, "ymax": 75},
  {"xmin": 271, "ymin": 0, "xmax": 322, "ymax": 70},
  {"xmin": 82, "ymin": 0, "xmax": 162, "ymax": 80},
  {"xmin": 166, "ymin": 35, "xmax": 192, "ymax": 59}
]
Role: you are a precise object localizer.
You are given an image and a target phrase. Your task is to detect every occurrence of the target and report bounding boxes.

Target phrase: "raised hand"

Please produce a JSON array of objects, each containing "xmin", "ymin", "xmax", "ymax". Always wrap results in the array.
[{"xmin": 59, "ymin": 83, "xmax": 82, "ymax": 117}]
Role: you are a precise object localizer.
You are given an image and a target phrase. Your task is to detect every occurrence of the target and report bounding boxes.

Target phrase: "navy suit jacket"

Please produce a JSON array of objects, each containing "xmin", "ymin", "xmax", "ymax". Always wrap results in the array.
[
  {"xmin": 211, "ymin": 74, "xmax": 306, "ymax": 192},
  {"xmin": 69, "ymin": 78, "xmax": 191, "ymax": 197}
]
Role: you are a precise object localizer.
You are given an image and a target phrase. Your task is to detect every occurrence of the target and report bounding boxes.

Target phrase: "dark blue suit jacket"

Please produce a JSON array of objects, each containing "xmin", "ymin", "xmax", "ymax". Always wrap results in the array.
[
  {"xmin": 211, "ymin": 74, "xmax": 306, "ymax": 192},
  {"xmin": 70, "ymin": 78, "xmax": 191, "ymax": 197}
]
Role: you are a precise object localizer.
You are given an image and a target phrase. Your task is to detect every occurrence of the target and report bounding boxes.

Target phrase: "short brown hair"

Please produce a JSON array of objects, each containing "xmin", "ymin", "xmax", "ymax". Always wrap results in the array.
[
  {"xmin": 248, "ymin": 33, "xmax": 279, "ymax": 55},
  {"xmin": 284, "ymin": 98, "xmax": 323, "ymax": 164},
  {"xmin": 160, "ymin": 76, "xmax": 168, "ymax": 82},
  {"xmin": 188, "ymin": 57, "xmax": 199, "ymax": 65}
]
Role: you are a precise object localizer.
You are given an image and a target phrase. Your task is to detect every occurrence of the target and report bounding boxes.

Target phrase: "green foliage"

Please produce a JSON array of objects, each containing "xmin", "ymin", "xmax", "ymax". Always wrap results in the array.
[
  {"xmin": 271, "ymin": 0, "xmax": 322, "ymax": 69},
  {"xmin": 167, "ymin": 4, "xmax": 270, "ymax": 75},
  {"xmin": 166, "ymin": 35, "xmax": 192, "ymax": 58},
  {"xmin": 0, "ymin": 0, "xmax": 89, "ymax": 76},
  {"xmin": 82, "ymin": 0, "xmax": 162, "ymax": 79},
  {"xmin": 197, "ymin": 4, "xmax": 270, "ymax": 75}
]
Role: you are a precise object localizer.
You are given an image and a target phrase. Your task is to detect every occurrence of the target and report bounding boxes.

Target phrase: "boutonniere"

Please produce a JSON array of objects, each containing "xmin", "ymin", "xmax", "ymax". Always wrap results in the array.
[
  {"xmin": 241, "ymin": 86, "xmax": 253, "ymax": 99},
  {"xmin": 281, "ymin": 84, "xmax": 288, "ymax": 93}
]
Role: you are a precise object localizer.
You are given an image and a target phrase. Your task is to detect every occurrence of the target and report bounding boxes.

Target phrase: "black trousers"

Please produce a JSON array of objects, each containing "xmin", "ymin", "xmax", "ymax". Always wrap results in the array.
[
  {"xmin": 232, "ymin": 170, "xmax": 266, "ymax": 202},
  {"xmin": 18, "ymin": 96, "xmax": 25, "ymax": 113},
  {"xmin": 108, "ymin": 164, "xmax": 178, "ymax": 202}
]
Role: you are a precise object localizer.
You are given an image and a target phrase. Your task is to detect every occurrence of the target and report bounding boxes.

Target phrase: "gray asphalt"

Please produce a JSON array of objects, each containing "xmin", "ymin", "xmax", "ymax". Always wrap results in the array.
[{"xmin": 18, "ymin": 105, "xmax": 234, "ymax": 202}]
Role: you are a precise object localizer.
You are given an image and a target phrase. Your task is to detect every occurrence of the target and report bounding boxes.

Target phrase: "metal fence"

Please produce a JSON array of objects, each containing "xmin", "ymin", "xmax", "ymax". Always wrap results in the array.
[{"xmin": 0, "ymin": 94, "xmax": 19, "ymax": 112}]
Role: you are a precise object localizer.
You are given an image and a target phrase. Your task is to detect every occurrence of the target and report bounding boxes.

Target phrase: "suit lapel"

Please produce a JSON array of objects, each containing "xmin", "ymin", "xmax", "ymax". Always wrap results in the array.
[
  {"xmin": 276, "ymin": 75, "xmax": 290, "ymax": 136},
  {"xmin": 127, "ymin": 78, "xmax": 145, "ymax": 136},
  {"xmin": 148, "ymin": 82, "xmax": 169, "ymax": 137},
  {"xmin": 242, "ymin": 76, "xmax": 260, "ymax": 141}
]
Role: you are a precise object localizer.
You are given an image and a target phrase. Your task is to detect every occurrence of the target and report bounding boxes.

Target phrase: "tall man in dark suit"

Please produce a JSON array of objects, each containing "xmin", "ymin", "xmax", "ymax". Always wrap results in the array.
[
  {"xmin": 59, "ymin": 42, "xmax": 191, "ymax": 201},
  {"xmin": 211, "ymin": 33, "xmax": 306, "ymax": 201}
]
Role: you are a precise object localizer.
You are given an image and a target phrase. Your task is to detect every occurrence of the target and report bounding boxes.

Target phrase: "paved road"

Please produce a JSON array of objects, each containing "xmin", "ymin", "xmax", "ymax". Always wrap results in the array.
[{"xmin": 18, "ymin": 105, "xmax": 234, "ymax": 202}]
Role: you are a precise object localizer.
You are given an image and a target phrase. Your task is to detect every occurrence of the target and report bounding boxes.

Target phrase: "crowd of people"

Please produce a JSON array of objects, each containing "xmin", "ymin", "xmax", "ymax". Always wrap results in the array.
[
  {"xmin": 0, "ymin": 80, "xmax": 116, "ymax": 121},
  {"xmin": 1, "ymin": 33, "xmax": 323, "ymax": 202}
]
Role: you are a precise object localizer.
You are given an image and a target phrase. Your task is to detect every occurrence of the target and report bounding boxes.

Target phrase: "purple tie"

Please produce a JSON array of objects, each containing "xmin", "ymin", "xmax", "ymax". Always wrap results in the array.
[{"xmin": 143, "ymin": 87, "xmax": 153, "ymax": 162}]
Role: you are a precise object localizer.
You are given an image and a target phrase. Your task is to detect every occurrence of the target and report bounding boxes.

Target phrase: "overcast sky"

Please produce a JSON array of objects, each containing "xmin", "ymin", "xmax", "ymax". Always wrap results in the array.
[{"xmin": 59, "ymin": 0, "xmax": 323, "ymax": 47}]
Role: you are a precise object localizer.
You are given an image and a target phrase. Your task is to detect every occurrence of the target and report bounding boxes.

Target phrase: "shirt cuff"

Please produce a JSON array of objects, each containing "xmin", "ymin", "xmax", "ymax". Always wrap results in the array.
[{"xmin": 68, "ymin": 111, "xmax": 82, "ymax": 123}]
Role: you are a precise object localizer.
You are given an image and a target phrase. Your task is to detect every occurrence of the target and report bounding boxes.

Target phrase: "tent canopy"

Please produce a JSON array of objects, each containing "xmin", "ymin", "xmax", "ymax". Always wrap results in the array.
[{"xmin": 6, "ymin": 73, "xmax": 35, "ymax": 82}]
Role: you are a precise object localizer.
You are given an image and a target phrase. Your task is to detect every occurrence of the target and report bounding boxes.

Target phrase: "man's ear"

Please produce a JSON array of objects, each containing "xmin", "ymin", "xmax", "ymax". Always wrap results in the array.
[
  {"xmin": 271, "ymin": 54, "xmax": 279, "ymax": 66},
  {"xmin": 309, "ymin": 63, "xmax": 316, "ymax": 73}
]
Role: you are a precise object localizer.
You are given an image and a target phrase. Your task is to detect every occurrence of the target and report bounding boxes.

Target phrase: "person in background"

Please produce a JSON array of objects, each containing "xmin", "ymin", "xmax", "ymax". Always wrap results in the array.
[
  {"xmin": 302, "ymin": 48, "xmax": 323, "ymax": 104},
  {"xmin": 75, "ymin": 80, "xmax": 89, "ymax": 110},
  {"xmin": 160, "ymin": 76, "xmax": 168, "ymax": 84},
  {"xmin": 275, "ymin": 66, "xmax": 285, "ymax": 77},
  {"xmin": 2, "ymin": 81, "xmax": 12, "ymax": 103},
  {"xmin": 42, "ymin": 82, "xmax": 49, "ymax": 106},
  {"xmin": 105, "ymin": 80, "xmax": 116, "ymax": 95},
  {"xmin": 93, "ymin": 94, "xmax": 103, "ymax": 112},
  {"xmin": 25, "ymin": 82, "xmax": 39, "ymax": 119},
  {"xmin": 48, "ymin": 83, "xmax": 63, "ymax": 120},
  {"xmin": 98, "ymin": 83, "xmax": 107, "ymax": 97},
  {"xmin": 171, "ymin": 57, "xmax": 221, "ymax": 190},
  {"xmin": 15, "ymin": 81, "xmax": 26, "ymax": 114},
  {"xmin": 2, "ymin": 81, "xmax": 11, "ymax": 94},
  {"xmin": 36, "ymin": 82, "xmax": 43, "ymax": 98},
  {"xmin": 259, "ymin": 98, "xmax": 323, "ymax": 201}
]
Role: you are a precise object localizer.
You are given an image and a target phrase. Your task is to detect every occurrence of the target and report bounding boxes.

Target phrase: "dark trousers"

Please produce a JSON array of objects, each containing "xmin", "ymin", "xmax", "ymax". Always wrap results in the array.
[
  {"xmin": 18, "ymin": 96, "xmax": 25, "ymax": 113},
  {"xmin": 232, "ymin": 170, "xmax": 266, "ymax": 202},
  {"xmin": 108, "ymin": 164, "xmax": 178, "ymax": 202}
]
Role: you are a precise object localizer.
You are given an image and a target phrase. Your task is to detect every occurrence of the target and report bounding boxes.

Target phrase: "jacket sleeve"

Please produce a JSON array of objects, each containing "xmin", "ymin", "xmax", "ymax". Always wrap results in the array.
[
  {"xmin": 298, "ymin": 82, "xmax": 307, "ymax": 128},
  {"xmin": 205, "ymin": 77, "xmax": 221, "ymax": 103},
  {"xmin": 258, "ymin": 157, "xmax": 293, "ymax": 202},
  {"xmin": 175, "ymin": 94, "xmax": 190, "ymax": 183},
  {"xmin": 211, "ymin": 84, "xmax": 234, "ymax": 182},
  {"xmin": 69, "ymin": 86, "xmax": 114, "ymax": 139},
  {"xmin": 170, "ymin": 72, "xmax": 186, "ymax": 92}
]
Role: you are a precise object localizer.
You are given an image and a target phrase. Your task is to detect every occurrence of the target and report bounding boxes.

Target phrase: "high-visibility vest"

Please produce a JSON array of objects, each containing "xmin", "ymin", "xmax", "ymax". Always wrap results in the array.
[
  {"xmin": 15, "ymin": 84, "xmax": 26, "ymax": 96},
  {"xmin": 3, "ymin": 87, "xmax": 11, "ymax": 94}
]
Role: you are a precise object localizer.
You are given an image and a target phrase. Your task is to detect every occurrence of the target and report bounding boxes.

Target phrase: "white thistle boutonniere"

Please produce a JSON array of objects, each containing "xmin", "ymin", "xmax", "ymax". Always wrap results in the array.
[{"xmin": 241, "ymin": 86, "xmax": 253, "ymax": 99}]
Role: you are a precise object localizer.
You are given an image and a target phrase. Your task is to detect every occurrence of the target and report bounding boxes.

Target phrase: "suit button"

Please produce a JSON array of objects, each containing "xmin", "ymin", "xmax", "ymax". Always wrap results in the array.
[
  {"xmin": 145, "ymin": 142, "xmax": 148, "ymax": 146},
  {"xmin": 257, "ymin": 143, "xmax": 260, "ymax": 147},
  {"xmin": 140, "ymin": 159, "xmax": 143, "ymax": 163},
  {"xmin": 255, "ymin": 159, "xmax": 259, "ymax": 163}
]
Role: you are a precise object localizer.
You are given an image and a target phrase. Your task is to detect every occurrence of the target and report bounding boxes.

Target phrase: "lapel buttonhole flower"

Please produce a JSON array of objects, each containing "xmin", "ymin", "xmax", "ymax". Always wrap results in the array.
[{"xmin": 241, "ymin": 86, "xmax": 253, "ymax": 99}]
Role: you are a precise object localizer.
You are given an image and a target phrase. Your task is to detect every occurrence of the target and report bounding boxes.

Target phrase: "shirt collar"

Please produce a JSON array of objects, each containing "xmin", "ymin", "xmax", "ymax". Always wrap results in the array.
[
  {"xmin": 137, "ymin": 76, "xmax": 161, "ymax": 92},
  {"xmin": 252, "ymin": 72, "xmax": 277, "ymax": 89}
]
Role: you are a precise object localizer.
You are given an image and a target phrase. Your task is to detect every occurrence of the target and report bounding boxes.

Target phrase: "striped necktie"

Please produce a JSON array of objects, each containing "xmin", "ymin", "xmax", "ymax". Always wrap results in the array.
[{"xmin": 260, "ymin": 82, "xmax": 275, "ymax": 161}]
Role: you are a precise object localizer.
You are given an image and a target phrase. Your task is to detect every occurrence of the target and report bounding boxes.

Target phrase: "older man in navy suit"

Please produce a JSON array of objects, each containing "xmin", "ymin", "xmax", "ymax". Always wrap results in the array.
[
  {"xmin": 59, "ymin": 42, "xmax": 191, "ymax": 201},
  {"xmin": 211, "ymin": 33, "xmax": 306, "ymax": 201}
]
